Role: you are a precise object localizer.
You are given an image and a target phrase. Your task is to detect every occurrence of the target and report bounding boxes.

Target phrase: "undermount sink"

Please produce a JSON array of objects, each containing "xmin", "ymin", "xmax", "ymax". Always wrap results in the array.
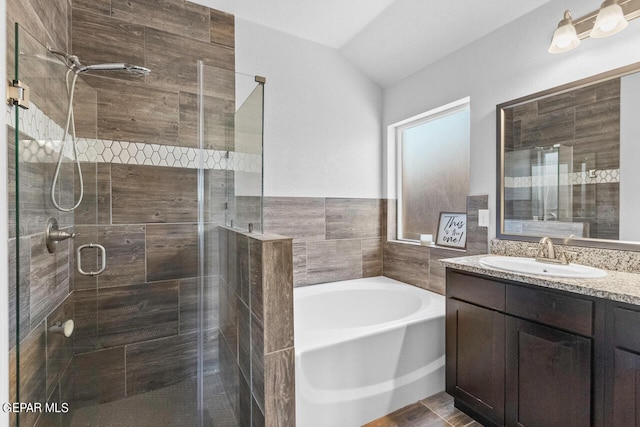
[{"xmin": 479, "ymin": 256, "xmax": 607, "ymax": 279}]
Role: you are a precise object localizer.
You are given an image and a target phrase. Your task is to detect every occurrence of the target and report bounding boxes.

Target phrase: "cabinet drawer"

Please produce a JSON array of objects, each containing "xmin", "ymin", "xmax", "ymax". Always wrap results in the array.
[
  {"xmin": 447, "ymin": 271, "xmax": 505, "ymax": 311},
  {"xmin": 506, "ymin": 285, "xmax": 593, "ymax": 336},
  {"xmin": 614, "ymin": 307, "xmax": 640, "ymax": 353}
]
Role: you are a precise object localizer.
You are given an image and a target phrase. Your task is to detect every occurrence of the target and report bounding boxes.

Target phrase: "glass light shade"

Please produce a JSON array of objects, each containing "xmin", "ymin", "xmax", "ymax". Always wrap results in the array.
[
  {"xmin": 548, "ymin": 22, "xmax": 581, "ymax": 54},
  {"xmin": 590, "ymin": 2, "xmax": 628, "ymax": 38}
]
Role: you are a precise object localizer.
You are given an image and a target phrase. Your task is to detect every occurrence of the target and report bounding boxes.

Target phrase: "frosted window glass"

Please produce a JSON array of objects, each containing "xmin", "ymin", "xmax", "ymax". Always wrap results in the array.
[{"xmin": 400, "ymin": 109, "xmax": 470, "ymax": 241}]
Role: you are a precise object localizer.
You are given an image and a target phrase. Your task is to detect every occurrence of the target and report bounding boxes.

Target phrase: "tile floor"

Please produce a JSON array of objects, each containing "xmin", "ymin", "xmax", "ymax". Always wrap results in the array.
[
  {"xmin": 70, "ymin": 373, "xmax": 237, "ymax": 427},
  {"xmin": 365, "ymin": 392, "xmax": 484, "ymax": 427}
]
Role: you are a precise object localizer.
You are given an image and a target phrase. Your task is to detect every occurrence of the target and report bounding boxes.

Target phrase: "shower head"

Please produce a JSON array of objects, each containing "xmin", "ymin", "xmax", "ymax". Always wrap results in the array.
[
  {"xmin": 47, "ymin": 50, "xmax": 151, "ymax": 75},
  {"xmin": 79, "ymin": 63, "xmax": 151, "ymax": 75}
]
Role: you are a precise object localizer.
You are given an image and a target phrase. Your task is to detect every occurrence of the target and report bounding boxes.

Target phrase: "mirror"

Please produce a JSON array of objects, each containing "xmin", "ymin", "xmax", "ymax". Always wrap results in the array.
[{"xmin": 497, "ymin": 62, "xmax": 640, "ymax": 250}]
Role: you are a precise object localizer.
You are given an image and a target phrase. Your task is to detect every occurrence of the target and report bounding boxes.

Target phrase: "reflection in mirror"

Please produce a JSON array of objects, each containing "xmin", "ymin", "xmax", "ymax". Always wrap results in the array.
[{"xmin": 499, "ymin": 64, "xmax": 640, "ymax": 246}]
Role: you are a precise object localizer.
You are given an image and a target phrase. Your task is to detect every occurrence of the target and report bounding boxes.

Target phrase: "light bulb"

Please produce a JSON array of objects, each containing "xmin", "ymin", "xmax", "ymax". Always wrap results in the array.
[
  {"xmin": 549, "ymin": 11, "xmax": 581, "ymax": 54},
  {"xmin": 590, "ymin": 1, "xmax": 628, "ymax": 38}
]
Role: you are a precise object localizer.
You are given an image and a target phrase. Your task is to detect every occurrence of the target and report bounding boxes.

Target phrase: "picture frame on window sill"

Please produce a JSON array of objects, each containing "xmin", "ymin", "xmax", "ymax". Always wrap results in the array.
[{"xmin": 436, "ymin": 212, "xmax": 467, "ymax": 250}]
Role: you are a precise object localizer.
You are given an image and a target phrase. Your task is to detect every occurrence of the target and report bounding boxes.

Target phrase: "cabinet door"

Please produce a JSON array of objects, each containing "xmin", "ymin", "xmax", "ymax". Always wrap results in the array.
[
  {"xmin": 606, "ymin": 306, "xmax": 640, "ymax": 426},
  {"xmin": 446, "ymin": 298, "xmax": 505, "ymax": 426},
  {"xmin": 506, "ymin": 317, "xmax": 591, "ymax": 427}
]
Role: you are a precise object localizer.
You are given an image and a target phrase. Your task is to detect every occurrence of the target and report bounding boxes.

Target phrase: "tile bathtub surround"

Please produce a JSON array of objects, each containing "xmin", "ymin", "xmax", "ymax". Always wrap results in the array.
[
  {"xmin": 383, "ymin": 195, "xmax": 489, "ymax": 295},
  {"xmin": 490, "ymin": 238, "xmax": 640, "ymax": 273},
  {"xmin": 263, "ymin": 197, "xmax": 383, "ymax": 286},
  {"xmin": 219, "ymin": 228, "xmax": 295, "ymax": 427}
]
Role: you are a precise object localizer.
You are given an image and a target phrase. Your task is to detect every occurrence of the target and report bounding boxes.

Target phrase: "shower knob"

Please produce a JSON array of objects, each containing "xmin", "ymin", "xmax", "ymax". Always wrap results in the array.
[
  {"xmin": 45, "ymin": 218, "xmax": 76, "ymax": 253},
  {"xmin": 48, "ymin": 319, "xmax": 74, "ymax": 338}
]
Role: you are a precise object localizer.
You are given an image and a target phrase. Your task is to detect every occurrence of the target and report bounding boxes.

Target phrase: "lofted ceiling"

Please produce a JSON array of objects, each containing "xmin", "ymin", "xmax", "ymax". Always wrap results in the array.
[{"xmin": 196, "ymin": 0, "xmax": 553, "ymax": 87}]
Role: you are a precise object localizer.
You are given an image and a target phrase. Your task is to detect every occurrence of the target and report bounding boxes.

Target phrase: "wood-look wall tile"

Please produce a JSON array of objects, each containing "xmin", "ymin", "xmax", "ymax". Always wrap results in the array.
[
  {"xmin": 17, "ymin": 322, "xmax": 47, "ymax": 427},
  {"xmin": 251, "ymin": 314, "xmax": 265, "ymax": 412},
  {"xmin": 238, "ymin": 300, "xmax": 251, "ymax": 383},
  {"xmin": 429, "ymin": 248, "xmax": 460, "ymax": 296},
  {"xmin": 74, "ymin": 163, "xmax": 97, "ymax": 225},
  {"xmin": 36, "ymin": 383, "xmax": 62, "ymax": 427},
  {"xmin": 97, "ymin": 281, "xmax": 179, "ymax": 348},
  {"xmin": 264, "ymin": 347, "xmax": 295, "ymax": 427},
  {"xmin": 262, "ymin": 239, "xmax": 294, "ymax": 353},
  {"xmin": 7, "ymin": 0, "xmax": 47, "ymax": 57},
  {"xmin": 537, "ymin": 85, "xmax": 597, "ymax": 116},
  {"xmin": 59, "ymin": 359, "xmax": 73, "ymax": 425},
  {"xmin": 520, "ymin": 106, "xmax": 575, "ymax": 147},
  {"xmin": 96, "ymin": 225, "xmax": 146, "ymax": 288},
  {"xmin": 111, "ymin": 0, "xmax": 210, "ymax": 42},
  {"xmin": 575, "ymin": 97, "xmax": 620, "ymax": 170},
  {"xmin": 179, "ymin": 276, "xmax": 220, "ymax": 335},
  {"xmin": 72, "ymin": 0, "xmax": 110, "ymax": 15},
  {"xmin": 73, "ymin": 289, "xmax": 98, "ymax": 355},
  {"xmin": 306, "ymin": 239, "xmax": 362, "ymax": 285},
  {"xmin": 252, "ymin": 396, "xmax": 266, "ymax": 427},
  {"xmin": 125, "ymin": 332, "xmax": 197, "ymax": 396},
  {"xmin": 235, "ymin": 196, "xmax": 263, "ymax": 232},
  {"xmin": 227, "ymin": 230, "xmax": 239, "ymax": 294},
  {"xmin": 145, "ymin": 27, "xmax": 234, "ymax": 93},
  {"xmin": 362, "ymin": 238, "xmax": 383, "ymax": 277},
  {"xmin": 219, "ymin": 336, "xmax": 240, "ymax": 413},
  {"xmin": 45, "ymin": 293, "xmax": 73, "ymax": 397},
  {"xmin": 325, "ymin": 198, "xmax": 382, "ymax": 240},
  {"xmin": 249, "ymin": 238, "xmax": 263, "ymax": 321},
  {"xmin": 239, "ymin": 374, "xmax": 252, "ymax": 427},
  {"xmin": 73, "ymin": 347, "xmax": 125, "ymax": 404},
  {"xmin": 205, "ymin": 170, "xmax": 229, "ymax": 225},
  {"xmin": 112, "ymin": 164, "xmax": 197, "ymax": 224},
  {"xmin": 292, "ymin": 243, "xmax": 307, "ymax": 287},
  {"xmin": 596, "ymin": 182, "xmax": 620, "ymax": 240},
  {"xmin": 71, "ymin": 8, "xmax": 144, "ymax": 75},
  {"xmin": 204, "ymin": 224, "xmax": 222, "ymax": 278},
  {"xmin": 9, "ymin": 236, "xmax": 30, "ymax": 348},
  {"xmin": 179, "ymin": 278, "xmax": 198, "ymax": 335},
  {"xmin": 383, "ymin": 242, "xmax": 430, "ymax": 289},
  {"xmin": 82, "ymin": 75, "xmax": 180, "ymax": 145},
  {"xmin": 386, "ymin": 199, "xmax": 397, "ymax": 241},
  {"xmin": 73, "ymin": 78, "xmax": 99, "ymax": 139},
  {"xmin": 238, "ymin": 234, "xmax": 250, "ymax": 304},
  {"xmin": 97, "ymin": 163, "xmax": 111, "ymax": 224},
  {"xmin": 30, "ymin": 233, "xmax": 70, "ymax": 328},
  {"xmin": 466, "ymin": 195, "xmax": 489, "ymax": 256},
  {"xmin": 219, "ymin": 227, "xmax": 229, "ymax": 284},
  {"xmin": 28, "ymin": 0, "xmax": 67, "ymax": 51},
  {"xmin": 220, "ymin": 283, "xmax": 238, "ymax": 359},
  {"xmin": 210, "ymin": 10, "xmax": 234, "ymax": 47},
  {"xmin": 146, "ymin": 223, "xmax": 198, "ymax": 282},
  {"xmin": 179, "ymin": 92, "xmax": 233, "ymax": 149},
  {"xmin": 263, "ymin": 197, "xmax": 326, "ymax": 242}
]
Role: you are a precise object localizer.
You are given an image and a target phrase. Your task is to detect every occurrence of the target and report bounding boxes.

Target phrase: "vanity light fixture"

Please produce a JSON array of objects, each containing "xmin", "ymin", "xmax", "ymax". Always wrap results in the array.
[{"xmin": 548, "ymin": 0, "xmax": 640, "ymax": 54}]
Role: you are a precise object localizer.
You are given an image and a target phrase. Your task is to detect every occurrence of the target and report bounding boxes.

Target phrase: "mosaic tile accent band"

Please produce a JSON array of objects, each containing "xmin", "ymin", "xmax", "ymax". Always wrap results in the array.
[
  {"xmin": 7, "ymin": 103, "xmax": 261, "ymax": 172},
  {"xmin": 504, "ymin": 169, "xmax": 620, "ymax": 187}
]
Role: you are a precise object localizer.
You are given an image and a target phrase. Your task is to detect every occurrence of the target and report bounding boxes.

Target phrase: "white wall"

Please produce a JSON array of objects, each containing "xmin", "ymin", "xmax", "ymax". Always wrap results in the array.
[
  {"xmin": 235, "ymin": 18, "xmax": 383, "ymax": 198},
  {"xmin": 0, "ymin": 0, "xmax": 10, "ymax": 422},
  {"xmin": 383, "ymin": 0, "xmax": 640, "ymax": 240}
]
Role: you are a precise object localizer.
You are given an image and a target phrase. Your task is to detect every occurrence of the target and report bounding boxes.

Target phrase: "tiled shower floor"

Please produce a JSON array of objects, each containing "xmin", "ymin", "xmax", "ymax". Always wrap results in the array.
[{"xmin": 70, "ymin": 373, "xmax": 237, "ymax": 427}]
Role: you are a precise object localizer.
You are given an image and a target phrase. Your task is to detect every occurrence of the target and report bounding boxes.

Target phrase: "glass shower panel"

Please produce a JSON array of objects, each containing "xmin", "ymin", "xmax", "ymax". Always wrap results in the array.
[
  {"xmin": 198, "ymin": 64, "xmax": 264, "ymax": 426},
  {"xmin": 11, "ymin": 23, "xmax": 98, "ymax": 426}
]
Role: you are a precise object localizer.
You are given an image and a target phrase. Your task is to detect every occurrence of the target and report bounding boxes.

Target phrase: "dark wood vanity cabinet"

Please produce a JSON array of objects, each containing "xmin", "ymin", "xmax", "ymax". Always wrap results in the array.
[
  {"xmin": 446, "ymin": 269, "xmax": 603, "ymax": 427},
  {"xmin": 605, "ymin": 302, "xmax": 640, "ymax": 426}
]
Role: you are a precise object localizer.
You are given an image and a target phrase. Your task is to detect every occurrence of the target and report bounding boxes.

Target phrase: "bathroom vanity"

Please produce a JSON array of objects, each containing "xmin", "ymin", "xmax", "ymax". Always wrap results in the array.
[{"xmin": 442, "ymin": 255, "xmax": 640, "ymax": 427}]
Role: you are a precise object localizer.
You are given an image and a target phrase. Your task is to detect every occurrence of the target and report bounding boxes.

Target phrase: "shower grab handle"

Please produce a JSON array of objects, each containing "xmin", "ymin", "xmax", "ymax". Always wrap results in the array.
[{"xmin": 77, "ymin": 243, "xmax": 107, "ymax": 276}]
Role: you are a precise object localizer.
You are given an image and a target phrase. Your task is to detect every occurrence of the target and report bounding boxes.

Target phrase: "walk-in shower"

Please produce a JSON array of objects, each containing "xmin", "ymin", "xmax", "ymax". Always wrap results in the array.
[{"xmin": 9, "ymin": 21, "xmax": 264, "ymax": 427}]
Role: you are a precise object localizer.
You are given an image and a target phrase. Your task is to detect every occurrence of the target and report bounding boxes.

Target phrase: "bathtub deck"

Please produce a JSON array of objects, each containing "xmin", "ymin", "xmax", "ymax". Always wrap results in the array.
[{"xmin": 364, "ymin": 392, "xmax": 483, "ymax": 427}]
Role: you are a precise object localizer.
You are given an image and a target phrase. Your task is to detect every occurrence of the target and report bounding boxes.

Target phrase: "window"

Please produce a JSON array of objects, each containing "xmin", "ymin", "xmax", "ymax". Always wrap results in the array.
[{"xmin": 392, "ymin": 98, "xmax": 470, "ymax": 242}]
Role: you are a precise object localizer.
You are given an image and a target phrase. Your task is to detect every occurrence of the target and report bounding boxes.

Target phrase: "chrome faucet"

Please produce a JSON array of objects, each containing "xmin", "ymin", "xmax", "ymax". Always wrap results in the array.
[{"xmin": 535, "ymin": 237, "xmax": 568, "ymax": 265}]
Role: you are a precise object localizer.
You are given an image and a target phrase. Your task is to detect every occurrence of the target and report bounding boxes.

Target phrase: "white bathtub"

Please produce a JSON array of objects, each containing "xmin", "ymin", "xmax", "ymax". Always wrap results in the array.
[{"xmin": 294, "ymin": 276, "xmax": 446, "ymax": 427}]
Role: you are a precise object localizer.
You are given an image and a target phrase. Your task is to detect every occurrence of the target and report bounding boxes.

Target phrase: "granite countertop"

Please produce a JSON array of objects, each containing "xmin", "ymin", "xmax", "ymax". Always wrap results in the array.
[{"xmin": 440, "ymin": 254, "xmax": 640, "ymax": 305}]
